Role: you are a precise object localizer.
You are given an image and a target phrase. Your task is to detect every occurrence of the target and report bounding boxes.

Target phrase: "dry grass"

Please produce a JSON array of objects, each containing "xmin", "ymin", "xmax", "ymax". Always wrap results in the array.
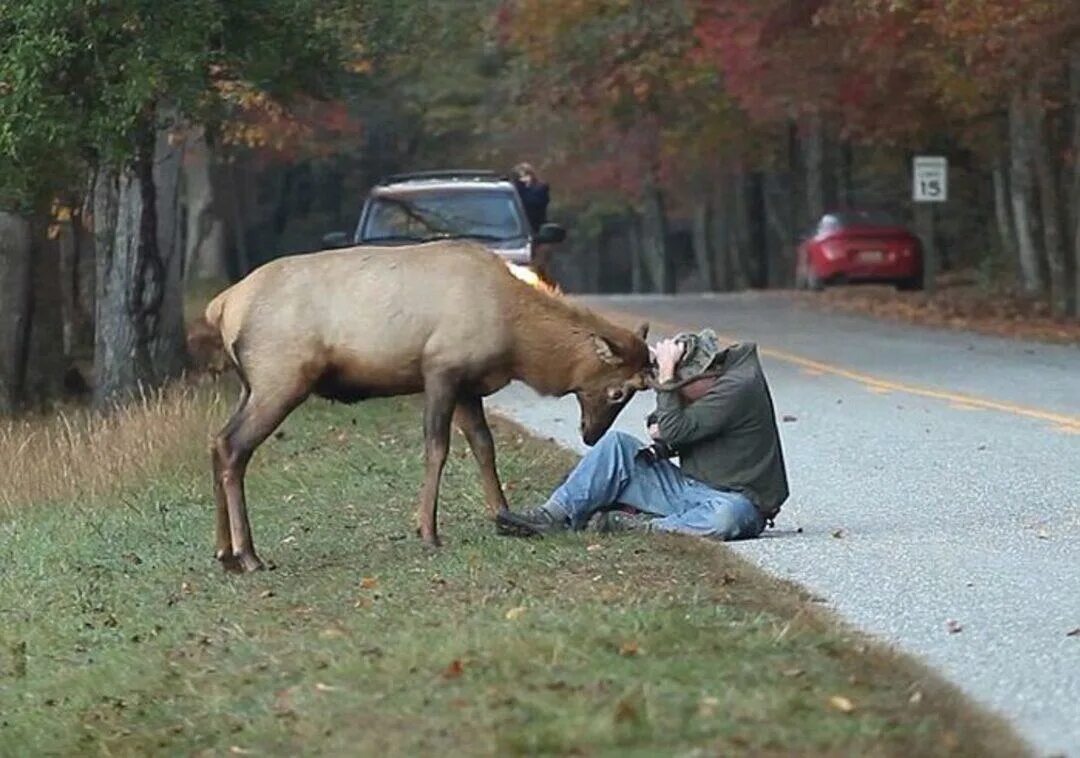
[
  {"xmin": 796, "ymin": 278, "xmax": 1080, "ymax": 344},
  {"xmin": 0, "ymin": 377, "xmax": 232, "ymax": 514}
]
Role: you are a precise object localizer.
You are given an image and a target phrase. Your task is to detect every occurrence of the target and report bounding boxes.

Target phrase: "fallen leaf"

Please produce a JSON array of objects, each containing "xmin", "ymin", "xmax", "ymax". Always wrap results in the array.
[
  {"xmin": 281, "ymin": 535, "xmax": 297, "ymax": 545},
  {"xmin": 909, "ymin": 690, "xmax": 924, "ymax": 705},
  {"xmin": 1066, "ymin": 628, "xmax": 1080, "ymax": 637},
  {"xmin": 946, "ymin": 619, "xmax": 963, "ymax": 634},
  {"xmin": 180, "ymin": 581, "xmax": 195, "ymax": 594},
  {"xmin": 781, "ymin": 667, "xmax": 804, "ymax": 678},
  {"xmin": 504, "ymin": 606, "xmax": 526, "ymax": 621},
  {"xmin": 829, "ymin": 695, "xmax": 856, "ymax": 714},
  {"xmin": 586, "ymin": 543, "xmax": 603, "ymax": 552},
  {"xmin": 698, "ymin": 696, "xmax": 720, "ymax": 717},
  {"xmin": 359, "ymin": 576, "xmax": 379, "ymax": 589},
  {"xmin": 618, "ymin": 640, "xmax": 640, "ymax": 657},
  {"xmin": 613, "ymin": 688, "xmax": 645, "ymax": 724},
  {"xmin": 831, "ymin": 529, "xmax": 845, "ymax": 539},
  {"xmin": 314, "ymin": 682, "xmax": 340, "ymax": 693},
  {"xmin": 442, "ymin": 659, "xmax": 464, "ymax": 679},
  {"xmin": 782, "ymin": 414, "xmax": 798, "ymax": 422},
  {"xmin": 259, "ymin": 589, "xmax": 275, "ymax": 599},
  {"xmin": 230, "ymin": 748, "xmax": 252, "ymax": 755},
  {"xmin": 1036, "ymin": 529, "xmax": 1050, "ymax": 540}
]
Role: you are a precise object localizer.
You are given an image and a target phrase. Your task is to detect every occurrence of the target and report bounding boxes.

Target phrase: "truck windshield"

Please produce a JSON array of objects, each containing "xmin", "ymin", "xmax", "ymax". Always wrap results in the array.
[{"xmin": 361, "ymin": 190, "xmax": 526, "ymax": 243}]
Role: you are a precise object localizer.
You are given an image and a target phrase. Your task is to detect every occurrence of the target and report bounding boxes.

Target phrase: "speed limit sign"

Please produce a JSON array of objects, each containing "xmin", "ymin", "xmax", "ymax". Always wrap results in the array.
[{"xmin": 913, "ymin": 156, "xmax": 948, "ymax": 202}]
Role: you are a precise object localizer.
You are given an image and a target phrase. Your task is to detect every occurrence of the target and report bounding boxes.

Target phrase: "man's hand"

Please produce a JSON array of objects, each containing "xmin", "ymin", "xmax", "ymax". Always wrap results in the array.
[
  {"xmin": 648, "ymin": 423, "xmax": 662, "ymax": 440},
  {"xmin": 652, "ymin": 339, "xmax": 685, "ymax": 384}
]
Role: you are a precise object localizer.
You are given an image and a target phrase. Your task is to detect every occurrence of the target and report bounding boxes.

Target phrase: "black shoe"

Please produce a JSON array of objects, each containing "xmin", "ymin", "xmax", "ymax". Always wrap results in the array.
[
  {"xmin": 496, "ymin": 507, "xmax": 569, "ymax": 537},
  {"xmin": 587, "ymin": 510, "xmax": 653, "ymax": 534}
]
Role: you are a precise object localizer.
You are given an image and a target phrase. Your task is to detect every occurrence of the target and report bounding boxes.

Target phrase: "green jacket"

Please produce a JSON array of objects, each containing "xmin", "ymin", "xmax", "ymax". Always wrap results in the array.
[{"xmin": 653, "ymin": 341, "xmax": 789, "ymax": 519}]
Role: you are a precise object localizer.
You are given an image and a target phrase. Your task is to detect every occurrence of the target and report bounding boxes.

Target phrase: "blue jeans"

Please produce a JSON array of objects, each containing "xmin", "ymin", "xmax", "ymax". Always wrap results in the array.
[{"xmin": 545, "ymin": 431, "xmax": 765, "ymax": 541}]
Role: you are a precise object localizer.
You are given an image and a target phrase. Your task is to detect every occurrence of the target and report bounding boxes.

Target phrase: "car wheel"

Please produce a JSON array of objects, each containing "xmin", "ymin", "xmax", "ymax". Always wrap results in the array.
[{"xmin": 896, "ymin": 272, "xmax": 924, "ymax": 291}]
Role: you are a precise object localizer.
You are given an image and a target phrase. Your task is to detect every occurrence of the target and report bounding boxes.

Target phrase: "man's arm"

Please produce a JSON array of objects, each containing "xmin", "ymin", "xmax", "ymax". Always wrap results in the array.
[
  {"xmin": 650, "ymin": 337, "xmax": 741, "ymax": 449},
  {"xmin": 652, "ymin": 377, "xmax": 743, "ymax": 449}
]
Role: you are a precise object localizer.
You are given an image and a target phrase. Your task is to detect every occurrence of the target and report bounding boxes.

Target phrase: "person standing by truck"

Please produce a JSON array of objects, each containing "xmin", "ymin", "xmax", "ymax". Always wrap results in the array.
[{"xmin": 512, "ymin": 162, "xmax": 556, "ymax": 286}]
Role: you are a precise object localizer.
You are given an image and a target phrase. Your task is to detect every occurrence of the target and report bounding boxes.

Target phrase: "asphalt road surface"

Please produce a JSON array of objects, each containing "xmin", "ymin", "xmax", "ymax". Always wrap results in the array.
[{"xmin": 489, "ymin": 291, "xmax": 1080, "ymax": 757}]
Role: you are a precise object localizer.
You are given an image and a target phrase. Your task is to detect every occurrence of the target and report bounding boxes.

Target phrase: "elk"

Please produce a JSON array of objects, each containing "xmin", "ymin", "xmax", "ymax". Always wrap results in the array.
[{"xmin": 205, "ymin": 240, "xmax": 652, "ymax": 572}]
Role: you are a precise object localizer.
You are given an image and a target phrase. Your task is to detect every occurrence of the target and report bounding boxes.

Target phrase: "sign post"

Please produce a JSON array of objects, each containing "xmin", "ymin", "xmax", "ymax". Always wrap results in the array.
[{"xmin": 912, "ymin": 156, "xmax": 947, "ymax": 293}]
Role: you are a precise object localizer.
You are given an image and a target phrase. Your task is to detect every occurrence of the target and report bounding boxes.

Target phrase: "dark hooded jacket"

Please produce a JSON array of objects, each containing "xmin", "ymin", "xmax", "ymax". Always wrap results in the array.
[{"xmin": 652, "ymin": 342, "xmax": 789, "ymax": 518}]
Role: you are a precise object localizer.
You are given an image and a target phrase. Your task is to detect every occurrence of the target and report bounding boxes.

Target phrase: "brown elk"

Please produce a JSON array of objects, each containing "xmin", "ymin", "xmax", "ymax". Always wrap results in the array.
[{"xmin": 204, "ymin": 241, "xmax": 652, "ymax": 572}]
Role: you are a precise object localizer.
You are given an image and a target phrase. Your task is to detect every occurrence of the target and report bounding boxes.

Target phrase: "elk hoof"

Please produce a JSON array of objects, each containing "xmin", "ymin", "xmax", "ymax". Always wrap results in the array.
[
  {"xmin": 235, "ymin": 552, "xmax": 266, "ymax": 573},
  {"xmin": 216, "ymin": 550, "xmax": 243, "ymax": 574},
  {"xmin": 420, "ymin": 534, "xmax": 442, "ymax": 550}
]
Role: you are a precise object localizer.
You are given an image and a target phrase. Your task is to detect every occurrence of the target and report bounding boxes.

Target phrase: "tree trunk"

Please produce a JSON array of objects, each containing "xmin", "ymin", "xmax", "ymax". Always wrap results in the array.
[
  {"xmin": 1030, "ymin": 85, "xmax": 1067, "ymax": 314},
  {"xmin": 690, "ymin": 192, "xmax": 714, "ymax": 290},
  {"xmin": 991, "ymin": 150, "xmax": 1018, "ymax": 279},
  {"xmin": 93, "ymin": 128, "xmax": 186, "ymax": 406},
  {"xmin": 152, "ymin": 115, "xmax": 189, "ymax": 377},
  {"xmin": 763, "ymin": 171, "xmax": 795, "ymax": 288},
  {"xmin": 729, "ymin": 170, "xmax": 751, "ymax": 290},
  {"xmin": 803, "ymin": 111, "xmax": 826, "ymax": 226},
  {"xmin": 640, "ymin": 178, "xmax": 672, "ymax": 293},
  {"xmin": 1070, "ymin": 49, "xmax": 1080, "ymax": 316},
  {"xmin": 24, "ymin": 221, "xmax": 65, "ymax": 406},
  {"xmin": 627, "ymin": 211, "xmax": 645, "ymax": 293},
  {"xmin": 745, "ymin": 171, "xmax": 768, "ymax": 287},
  {"xmin": 1008, "ymin": 89, "xmax": 1045, "ymax": 294},
  {"xmin": 709, "ymin": 180, "xmax": 731, "ymax": 291},
  {"xmin": 58, "ymin": 198, "xmax": 96, "ymax": 365},
  {"xmin": 0, "ymin": 211, "xmax": 33, "ymax": 413},
  {"xmin": 183, "ymin": 129, "xmax": 228, "ymax": 281},
  {"xmin": 835, "ymin": 140, "xmax": 854, "ymax": 208}
]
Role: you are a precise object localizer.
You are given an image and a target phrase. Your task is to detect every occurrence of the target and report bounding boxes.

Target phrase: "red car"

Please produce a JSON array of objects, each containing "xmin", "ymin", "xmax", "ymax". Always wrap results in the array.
[{"xmin": 796, "ymin": 211, "xmax": 924, "ymax": 291}]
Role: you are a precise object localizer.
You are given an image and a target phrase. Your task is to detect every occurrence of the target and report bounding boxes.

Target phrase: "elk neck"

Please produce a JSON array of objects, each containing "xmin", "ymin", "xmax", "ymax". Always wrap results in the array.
[{"xmin": 505, "ymin": 288, "xmax": 605, "ymax": 396}]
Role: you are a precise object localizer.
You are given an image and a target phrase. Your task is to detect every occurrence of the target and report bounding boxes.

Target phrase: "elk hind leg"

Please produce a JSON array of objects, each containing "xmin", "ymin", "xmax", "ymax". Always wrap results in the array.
[
  {"xmin": 211, "ymin": 383, "xmax": 250, "ymax": 571},
  {"xmin": 214, "ymin": 389, "xmax": 303, "ymax": 572},
  {"xmin": 453, "ymin": 396, "xmax": 508, "ymax": 518}
]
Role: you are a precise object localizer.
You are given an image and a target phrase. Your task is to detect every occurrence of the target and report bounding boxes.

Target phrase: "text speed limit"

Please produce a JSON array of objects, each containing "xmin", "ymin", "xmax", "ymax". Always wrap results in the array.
[{"xmin": 913, "ymin": 156, "xmax": 948, "ymax": 203}]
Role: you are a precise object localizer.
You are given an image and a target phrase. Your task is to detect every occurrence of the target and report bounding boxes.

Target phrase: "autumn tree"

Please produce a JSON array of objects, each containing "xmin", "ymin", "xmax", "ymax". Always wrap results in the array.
[{"xmin": 0, "ymin": 0, "xmax": 353, "ymax": 409}]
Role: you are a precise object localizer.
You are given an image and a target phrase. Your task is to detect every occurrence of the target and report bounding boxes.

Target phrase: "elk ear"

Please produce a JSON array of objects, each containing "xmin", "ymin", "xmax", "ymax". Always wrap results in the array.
[
  {"xmin": 591, "ymin": 335, "xmax": 623, "ymax": 366},
  {"xmin": 636, "ymin": 322, "xmax": 649, "ymax": 340}
]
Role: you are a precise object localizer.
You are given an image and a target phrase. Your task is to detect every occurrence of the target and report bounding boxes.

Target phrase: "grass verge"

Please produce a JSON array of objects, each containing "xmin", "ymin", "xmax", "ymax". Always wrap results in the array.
[{"xmin": 0, "ymin": 390, "xmax": 1028, "ymax": 756}]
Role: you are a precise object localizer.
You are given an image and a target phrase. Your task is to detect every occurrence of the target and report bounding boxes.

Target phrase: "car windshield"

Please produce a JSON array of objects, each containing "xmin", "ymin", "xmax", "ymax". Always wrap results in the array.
[
  {"xmin": 819, "ymin": 210, "xmax": 899, "ymax": 233},
  {"xmin": 360, "ymin": 190, "xmax": 526, "ymax": 243}
]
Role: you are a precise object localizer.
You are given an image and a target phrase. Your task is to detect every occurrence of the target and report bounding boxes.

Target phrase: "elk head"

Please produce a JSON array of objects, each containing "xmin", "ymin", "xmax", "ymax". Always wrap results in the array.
[{"xmin": 574, "ymin": 322, "xmax": 654, "ymax": 445}]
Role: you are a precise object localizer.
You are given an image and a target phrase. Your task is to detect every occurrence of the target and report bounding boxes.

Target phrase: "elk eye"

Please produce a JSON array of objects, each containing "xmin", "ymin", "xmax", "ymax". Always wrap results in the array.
[{"xmin": 606, "ymin": 387, "xmax": 627, "ymax": 404}]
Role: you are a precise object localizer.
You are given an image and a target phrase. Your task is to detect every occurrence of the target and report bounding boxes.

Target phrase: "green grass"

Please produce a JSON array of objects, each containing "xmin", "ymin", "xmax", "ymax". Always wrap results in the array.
[{"xmin": 0, "ymin": 392, "xmax": 1027, "ymax": 757}]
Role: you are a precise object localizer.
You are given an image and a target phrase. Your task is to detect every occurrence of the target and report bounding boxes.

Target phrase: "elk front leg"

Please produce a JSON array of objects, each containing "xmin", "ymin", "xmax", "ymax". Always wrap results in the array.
[
  {"xmin": 418, "ymin": 374, "xmax": 458, "ymax": 547},
  {"xmin": 453, "ymin": 395, "xmax": 508, "ymax": 518}
]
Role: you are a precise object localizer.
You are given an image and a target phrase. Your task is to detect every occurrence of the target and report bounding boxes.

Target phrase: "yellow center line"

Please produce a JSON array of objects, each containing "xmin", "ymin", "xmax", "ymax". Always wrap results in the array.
[{"xmin": 602, "ymin": 308, "xmax": 1080, "ymax": 435}]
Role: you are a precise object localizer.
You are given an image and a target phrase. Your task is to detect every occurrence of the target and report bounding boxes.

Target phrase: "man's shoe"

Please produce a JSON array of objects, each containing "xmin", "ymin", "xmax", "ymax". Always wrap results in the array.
[
  {"xmin": 588, "ymin": 510, "xmax": 653, "ymax": 534},
  {"xmin": 496, "ymin": 507, "xmax": 569, "ymax": 537}
]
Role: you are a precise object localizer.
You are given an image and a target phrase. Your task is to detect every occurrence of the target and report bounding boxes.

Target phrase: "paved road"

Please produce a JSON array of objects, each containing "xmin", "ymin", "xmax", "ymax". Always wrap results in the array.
[{"xmin": 490, "ymin": 292, "xmax": 1080, "ymax": 757}]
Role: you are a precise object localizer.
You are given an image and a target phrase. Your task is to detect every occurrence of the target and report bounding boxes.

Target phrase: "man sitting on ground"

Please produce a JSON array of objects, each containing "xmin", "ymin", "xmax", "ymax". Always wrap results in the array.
[{"xmin": 497, "ymin": 330, "xmax": 789, "ymax": 540}]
